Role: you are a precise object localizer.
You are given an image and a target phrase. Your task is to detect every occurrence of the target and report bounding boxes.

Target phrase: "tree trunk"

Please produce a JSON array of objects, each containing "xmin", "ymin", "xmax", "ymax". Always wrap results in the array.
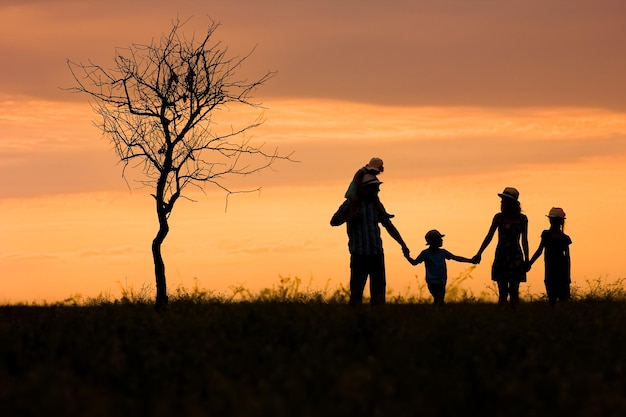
[{"xmin": 153, "ymin": 209, "xmax": 170, "ymax": 311}]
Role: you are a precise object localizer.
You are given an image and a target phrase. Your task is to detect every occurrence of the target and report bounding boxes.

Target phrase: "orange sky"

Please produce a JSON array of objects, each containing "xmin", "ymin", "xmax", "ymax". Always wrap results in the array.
[{"xmin": 1, "ymin": 1, "xmax": 626, "ymax": 303}]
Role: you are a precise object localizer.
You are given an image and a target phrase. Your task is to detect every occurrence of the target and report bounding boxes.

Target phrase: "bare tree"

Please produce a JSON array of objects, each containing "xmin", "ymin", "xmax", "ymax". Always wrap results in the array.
[{"xmin": 67, "ymin": 18, "xmax": 293, "ymax": 310}]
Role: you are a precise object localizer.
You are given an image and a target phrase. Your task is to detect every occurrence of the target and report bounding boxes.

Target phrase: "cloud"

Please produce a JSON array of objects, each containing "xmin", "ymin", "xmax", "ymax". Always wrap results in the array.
[
  {"xmin": 1, "ymin": 98, "xmax": 625, "ymax": 198},
  {"xmin": 276, "ymin": 135, "xmax": 626, "ymax": 189},
  {"xmin": 0, "ymin": 148, "xmax": 124, "ymax": 198},
  {"xmin": 251, "ymin": 101, "xmax": 626, "ymax": 186},
  {"xmin": 1, "ymin": 1, "xmax": 625, "ymax": 108},
  {"xmin": 217, "ymin": 238, "xmax": 325, "ymax": 255},
  {"xmin": 80, "ymin": 246, "xmax": 145, "ymax": 258},
  {"xmin": 1, "ymin": 252, "xmax": 59, "ymax": 261}
]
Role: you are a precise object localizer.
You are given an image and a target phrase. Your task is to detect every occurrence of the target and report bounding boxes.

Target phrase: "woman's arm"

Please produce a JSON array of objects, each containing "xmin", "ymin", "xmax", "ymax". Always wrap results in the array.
[
  {"xmin": 521, "ymin": 216, "xmax": 529, "ymax": 262},
  {"xmin": 473, "ymin": 214, "xmax": 498, "ymax": 261}
]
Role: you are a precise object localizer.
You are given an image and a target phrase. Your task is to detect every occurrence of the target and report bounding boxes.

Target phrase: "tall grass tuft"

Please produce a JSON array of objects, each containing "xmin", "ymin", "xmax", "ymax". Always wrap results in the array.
[{"xmin": 5, "ymin": 273, "xmax": 625, "ymax": 307}]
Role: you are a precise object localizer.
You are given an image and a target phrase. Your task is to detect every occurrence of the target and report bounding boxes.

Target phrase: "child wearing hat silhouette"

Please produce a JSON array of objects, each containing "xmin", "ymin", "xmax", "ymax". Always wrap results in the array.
[
  {"xmin": 405, "ymin": 229, "xmax": 476, "ymax": 306},
  {"xmin": 526, "ymin": 207, "xmax": 572, "ymax": 305},
  {"xmin": 473, "ymin": 187, "xmax": 529, "ymax": 308},
  {"xmin": 345, "ymin": 157, "xmax": 393, "ymax": 219}
]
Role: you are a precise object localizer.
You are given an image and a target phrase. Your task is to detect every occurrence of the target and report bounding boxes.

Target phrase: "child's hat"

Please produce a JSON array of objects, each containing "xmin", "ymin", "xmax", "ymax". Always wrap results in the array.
[
  {"xmin": 498, "ymin": 187, "xmax": 519, "ymax": 201},
  {"xmin": 547, "ymin": 207, "xmax": 566, "ymax": 219},
  {"xmin": 365, "ymin": 157, "xmax": 384, "ymax": 172},
  {"xmin": 425, "ymin": 229, "xmax": 444, "ymax": 244}
]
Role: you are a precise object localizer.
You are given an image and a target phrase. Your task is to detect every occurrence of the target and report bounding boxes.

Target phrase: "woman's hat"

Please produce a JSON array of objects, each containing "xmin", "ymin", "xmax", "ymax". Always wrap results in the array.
[
  {"xmin": 425, "ymin": 229, "xmax": 444, "ymax": 244},
  {"xmin": 365, "ymin": 157, "xmax": 384, "ymax": 172},
  {"xmin": 547, "ymin": 207, "xmax": 566, "ymax": 219},
  {"xmin": 498, "ymin": 187, "xmax": 519, "ymax": 201}
]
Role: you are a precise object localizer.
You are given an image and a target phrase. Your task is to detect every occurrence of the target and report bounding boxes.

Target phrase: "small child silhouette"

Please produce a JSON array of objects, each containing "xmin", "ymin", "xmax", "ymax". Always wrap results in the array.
[
  {"xmin": 527, "ymin": 207, "xmax": 572, "ymax": 305},
  {"xmin": 344, "ymin": 157, "xmax": 393, "ymax": 219},
  {"xmin": 405, "ymin": 229, "xmax": 477, "ymax": 306}
]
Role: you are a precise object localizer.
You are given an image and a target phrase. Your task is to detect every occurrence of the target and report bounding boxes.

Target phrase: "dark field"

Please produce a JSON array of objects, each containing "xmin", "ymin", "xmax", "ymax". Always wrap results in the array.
[{"xmin": 2, "ymin": 299, "xmax": 626, "ymax": 417}]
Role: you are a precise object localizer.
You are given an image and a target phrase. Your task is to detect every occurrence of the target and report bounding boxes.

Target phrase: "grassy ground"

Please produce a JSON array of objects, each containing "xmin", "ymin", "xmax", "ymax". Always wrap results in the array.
[{"xmin": 2, "ymin": 294, "xmax": 626, "ymax": 417}]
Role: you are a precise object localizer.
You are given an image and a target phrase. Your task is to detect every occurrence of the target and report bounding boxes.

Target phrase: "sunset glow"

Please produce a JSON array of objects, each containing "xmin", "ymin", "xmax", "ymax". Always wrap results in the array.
[{"xmin": 1, "ymin": 1, "xmax": 626, "ymax": 303}]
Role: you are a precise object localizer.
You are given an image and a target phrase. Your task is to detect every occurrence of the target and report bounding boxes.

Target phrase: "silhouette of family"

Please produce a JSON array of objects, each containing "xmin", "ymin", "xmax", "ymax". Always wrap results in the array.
[{"xmin": 331, "ymin": 157, "xmax": 572, "ymax": 308}]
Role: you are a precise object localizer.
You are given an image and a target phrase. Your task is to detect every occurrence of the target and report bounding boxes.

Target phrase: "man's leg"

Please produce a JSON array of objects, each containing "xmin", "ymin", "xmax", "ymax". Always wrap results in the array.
[
  {"xmin": 561, "ymin": 280, "xmax": 571, "ymax": 302},
  {"xmin": 349, "ymin": 254, "xmax": 368, "ymax": 306},
  {"xmin": 545, "ymin": 280, "xmax": 557, "ymax": 305},
  {"xmin": 369, "ymin": 254, "xmax": 386, "ymax": 305}
]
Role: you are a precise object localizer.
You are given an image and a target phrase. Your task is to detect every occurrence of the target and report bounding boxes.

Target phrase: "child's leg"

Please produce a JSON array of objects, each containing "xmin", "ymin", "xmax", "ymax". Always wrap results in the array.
[
  {"xmin": 428, "ymin": 283, "xmax": 445, "ymax": 306},
  {"xmin": 348, "ymin": 196, "xmax": 360, "ymax": 218}
]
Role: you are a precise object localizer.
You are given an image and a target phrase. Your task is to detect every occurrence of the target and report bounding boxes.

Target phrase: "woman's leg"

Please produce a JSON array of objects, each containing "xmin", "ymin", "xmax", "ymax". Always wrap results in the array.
[
  {"xmin": 509, "ymin": 281, "xmax": 520, "ymax": 308},
  {"xmin": 497, "ymin": 280, "xmax": 509, "ymax": 306}
]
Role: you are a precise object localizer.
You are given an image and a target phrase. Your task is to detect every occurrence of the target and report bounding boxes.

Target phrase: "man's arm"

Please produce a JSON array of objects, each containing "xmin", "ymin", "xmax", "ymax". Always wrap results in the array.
[
  {"xmin": 330, "ymin": 200, "xmax": 350, "ymax": 226},
  {"xmin": 381, "ymin": 219, "xmax": 410, "ymax": 256}
]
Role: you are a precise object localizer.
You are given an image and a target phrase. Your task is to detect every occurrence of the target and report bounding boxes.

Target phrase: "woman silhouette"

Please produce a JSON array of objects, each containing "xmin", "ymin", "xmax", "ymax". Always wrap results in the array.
[{"xmin": 473, "ymin": 187, "xmax": 529, "ymax": 308}]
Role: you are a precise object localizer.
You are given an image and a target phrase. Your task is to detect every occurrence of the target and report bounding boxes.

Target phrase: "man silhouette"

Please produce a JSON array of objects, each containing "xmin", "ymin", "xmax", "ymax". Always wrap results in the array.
[{"xmin": 331, "ymin": 174, "xmax": 410, "ymax": 306}]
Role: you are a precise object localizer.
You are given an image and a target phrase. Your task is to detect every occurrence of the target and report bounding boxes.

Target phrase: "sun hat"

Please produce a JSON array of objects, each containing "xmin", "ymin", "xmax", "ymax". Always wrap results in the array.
[
  {"xmin": 498, "ymin": 187, "xmax": 519, "ymax": 201},
  {"xmin": 362, "ymin": 173, "xmax": 382, "ymax": 186},
  {"xmin": 365, "ymin": 157, "xmax": 384, "ymax": 172},
  {"xmin": 425, "ymin": 229, "xmax": 444, "ymax": 244},
  {"xmin": 547, "ymin": 207, "xmax": 566, "ymax": 219}
]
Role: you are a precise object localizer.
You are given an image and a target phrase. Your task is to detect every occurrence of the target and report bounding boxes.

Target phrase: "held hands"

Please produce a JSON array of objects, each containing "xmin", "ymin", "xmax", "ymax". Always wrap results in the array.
[
  {"xmin": 404, "ymin": 254, "xmax": 418, "ymax": 266},
  {"xmin": 402, "ymin": 248, "xmax": 420, "ymax": 266},
  {"xmin": 525, "ymin": 260, "xmax": 532, "ymax": 272}
]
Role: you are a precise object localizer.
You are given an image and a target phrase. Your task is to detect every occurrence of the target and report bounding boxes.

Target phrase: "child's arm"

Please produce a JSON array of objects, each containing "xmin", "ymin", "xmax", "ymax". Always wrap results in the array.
[
  {"xmin": 449, "ymin": 254, "xmax": 478, "ymax": 264},
  {"xmin": 404, "ymin": 253, "xmax": 420, "ymax": 266},
  {"xmin": 404, "ymin": 249, "xmax": 423, "ymax": 266},
  {"xmin": 526, "ymin": 236, "xmax": 545, "ymax": 271}
]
